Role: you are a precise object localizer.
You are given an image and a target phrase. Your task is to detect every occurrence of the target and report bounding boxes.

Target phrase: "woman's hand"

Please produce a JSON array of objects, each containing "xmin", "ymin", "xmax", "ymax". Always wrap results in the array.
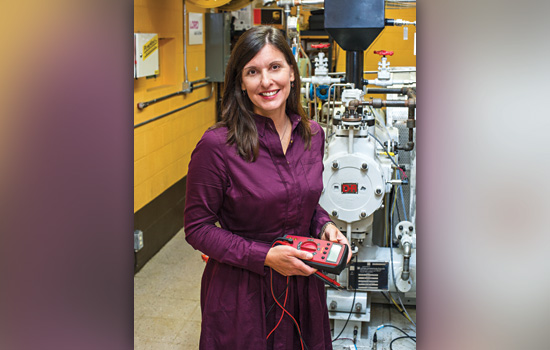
[
  {"xmin": 264, "ymin": 245, "xmax": 318, "ymax": 276},
  {"xmin": 320, "ymin": 223, "xmax": 353, "ymax": 263}
]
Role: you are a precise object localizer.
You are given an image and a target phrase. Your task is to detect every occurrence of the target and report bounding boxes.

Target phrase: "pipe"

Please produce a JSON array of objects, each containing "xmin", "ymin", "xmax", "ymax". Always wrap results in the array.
[
  {"xmin": 137, "ymin": 78, "xmax": 211, "ymax": 109},
  {"xmin": 183, "ymin": 0, "xmax": 189, "ymax": 85},
  {"xmin": 405, "ymin": 87, "xmax": 416, "ymax": 99},
  {"xmin": 385, "ymin": 18, "xmax": 416, "ymax": 27},
  {"xmin": 346, "ymin": 51, "xmax": 364, "ymax": 90},
  {"xmin": 134, "ymin": 84, "xmax": 214, "ymax": 129},
  {"xmin": 399, "ymin": 105, "xmax": 416, "ymax": 151},
  {"xmin": 364, "ymin": 87, "xmax": 416, "ymax": 151},
  {"xmin": 366, "ymin": 87, "xmax": 415, "ymax": 95},
  {"xmin": 401, "ymin": 242, "xmax": 411, "ymax": 280},
  {"xmin": 191, "ymin": 77, "xmax": 210, "ymax": 85},
  {"xmin": 399, "ymin": 87, "xmax": 416, "ymax": 151},
  {"xmin": 137, "ymin": 91, "xmax": 185, "ymax": 110},
  {"xmin": 363, "ymin": 98, "xmax": 416, "ymax": 108},
  {"xmin": 326, "ymin": 69, "xmax": 417, "ymax": 76}
]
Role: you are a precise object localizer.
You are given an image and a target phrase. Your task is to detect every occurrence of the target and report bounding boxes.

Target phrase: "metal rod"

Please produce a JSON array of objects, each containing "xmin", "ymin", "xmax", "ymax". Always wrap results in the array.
[{"xmin": 134, "ymin": 84, "xmax": 214, "ymax": 129}]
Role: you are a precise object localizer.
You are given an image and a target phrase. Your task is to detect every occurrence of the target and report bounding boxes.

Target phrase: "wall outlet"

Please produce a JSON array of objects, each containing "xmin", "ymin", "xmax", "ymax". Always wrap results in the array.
[{"xmin": 134, "ymin": 230, "xmax": 144, "ymax": 252}]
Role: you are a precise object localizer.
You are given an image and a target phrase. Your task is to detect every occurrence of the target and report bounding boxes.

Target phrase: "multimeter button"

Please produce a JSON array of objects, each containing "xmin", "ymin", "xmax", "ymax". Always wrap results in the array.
[
  {"xmin": 323, "ymin": 251, "xmax": 327, "ymax": 254},
  {"xmin": 325, "ymin": 247, "xmax": 328, "ymax": 250},
  {"xmin": 326, "ymin": 242, "xmax": 330, "ymax": 246},
  {"xmin": 321, "ymin": 256, "xmax": 325, "ymax": 259}
]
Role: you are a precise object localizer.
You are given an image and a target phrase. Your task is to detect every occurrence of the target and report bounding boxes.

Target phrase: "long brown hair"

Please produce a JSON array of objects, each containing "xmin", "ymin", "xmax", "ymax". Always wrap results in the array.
[{"xmin": 213, "ymin": 25, "xmax": 312, "ymax": 162}]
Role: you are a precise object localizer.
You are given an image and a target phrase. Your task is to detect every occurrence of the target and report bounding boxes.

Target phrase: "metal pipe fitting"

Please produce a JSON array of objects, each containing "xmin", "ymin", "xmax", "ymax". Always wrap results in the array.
[
  {"xmin": 363, "ymin": 98, "xmax": 416, "ymax": 108},
  {"xmin": 401, "ymin": 242, "xmax": 412, "ymax": 280}
]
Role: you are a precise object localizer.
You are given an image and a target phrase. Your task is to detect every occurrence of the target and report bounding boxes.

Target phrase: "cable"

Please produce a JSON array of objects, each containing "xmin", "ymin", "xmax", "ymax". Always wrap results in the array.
[
  {"xmin": 372, "ymin": 325, "xmax": 416, "ymax": 350},
  {"xmin": 394, "ymin": 188, "xmax": 402, "ymax": 222},
  {"xmin": 368, "ymin": 132, "xmax": 407, "ymax": 179},
  {"xmin": 389, "ymin": 292, "xmax": 414, "ymax": 325},
  {"xmin": 389, "ymin": 336, "xmax": 416, "ymax": 350},
  {"xmin": 395, "ymin": 292, "xmax": 416, "ymax": 328},
  {"xmin": 332, "ymin": 258, "xmax": 357, "ymax": 342},
  {"xmin": 375, "ymin": 324, "xmax": 416, "ymax": 341},
  {"xmin": 266, "ymin": 269, "xmax": 308, "ymax": 350},
  {"xmin": 369, "ymin": 106, "xmax": 393, "ymax": 144},
  {"xmin": 334, "ymin": 337, "xmax": 355, "ymax": 344},
  {"xmin": 380, "ymin": 292, "xmax": 413, "ymax": 324},
  {"xmin": 266, "ymin": 270, "xmax": 289, "ymax": 340},
  {"xmin": 266, "ymin": 239, "xmax": 308, "ymax": 350},
  {"xmin": 396, "ymin": 171, "xmax": 408, "ymax": 221},
  {"xmin": 369, "ymin": 131, "xmax": 407, "ymax": 179},
  {"xmin": 333, "ymin": 337, "xmax": 357, "ymax": 350},
  {"xmin": 265, "ymin": 284, "xmax": 289, "ymax": 319}
]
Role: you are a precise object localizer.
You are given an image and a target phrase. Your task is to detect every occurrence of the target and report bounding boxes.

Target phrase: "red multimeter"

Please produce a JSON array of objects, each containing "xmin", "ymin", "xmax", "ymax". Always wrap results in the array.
[{"xmin": 283, "ymin": 235, "xmax": 348, "ymax": 275}]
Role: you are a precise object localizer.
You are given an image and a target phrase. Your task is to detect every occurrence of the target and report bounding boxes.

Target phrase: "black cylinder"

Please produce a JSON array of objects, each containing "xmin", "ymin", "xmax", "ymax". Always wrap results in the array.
[{"xmin": 346, "ymin": 51, "xmax": 364, "ymax": 89}]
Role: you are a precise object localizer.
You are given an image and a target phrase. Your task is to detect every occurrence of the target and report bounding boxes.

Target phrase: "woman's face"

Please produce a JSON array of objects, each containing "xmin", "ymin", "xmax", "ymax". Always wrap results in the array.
[{"xmin": 241, "ymin": 44, "xmax": 295, "ymax": 119}]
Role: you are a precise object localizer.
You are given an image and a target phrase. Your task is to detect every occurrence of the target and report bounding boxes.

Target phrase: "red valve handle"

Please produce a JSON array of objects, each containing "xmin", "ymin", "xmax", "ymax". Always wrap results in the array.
[
  {"xmin": 374, "ymin": 50, "xmax": 394, "ymax": 56},
  {"xmin": 311, "ymin": 43, "xmax": 330, "ymax": 49}
]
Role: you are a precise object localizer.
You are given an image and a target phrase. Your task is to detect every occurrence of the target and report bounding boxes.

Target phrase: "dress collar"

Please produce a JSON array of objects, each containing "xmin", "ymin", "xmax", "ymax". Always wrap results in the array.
[{"xmin": 253, "ymin": 112, "xmax": 301, "ymax": 138}]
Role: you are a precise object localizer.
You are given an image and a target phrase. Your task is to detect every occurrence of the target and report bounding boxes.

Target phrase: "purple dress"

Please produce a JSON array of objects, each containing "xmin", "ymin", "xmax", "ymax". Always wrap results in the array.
[{"xmin": 184, "ymin": 112, "xmax": 333, "ymax": 350}]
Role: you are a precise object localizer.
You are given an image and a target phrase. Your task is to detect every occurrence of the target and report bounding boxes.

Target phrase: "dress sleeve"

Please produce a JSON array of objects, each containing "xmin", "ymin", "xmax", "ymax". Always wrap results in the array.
[
  {"xmin": 308, "ymin": 122, "xmax": 332, "ymax": 238},
  {"xmin": 184, "ymin": 130, "xmax": 270, "ymax": 276}
]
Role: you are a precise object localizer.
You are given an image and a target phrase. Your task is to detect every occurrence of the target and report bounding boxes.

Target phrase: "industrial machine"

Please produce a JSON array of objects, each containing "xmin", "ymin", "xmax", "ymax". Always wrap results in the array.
[{"xmin": 266, "ymin": 0, "xmax": 417, "ymax": 347}]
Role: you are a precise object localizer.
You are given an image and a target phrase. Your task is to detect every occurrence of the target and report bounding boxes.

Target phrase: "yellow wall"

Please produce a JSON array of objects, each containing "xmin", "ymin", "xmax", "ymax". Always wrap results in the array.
[
  {"xmin": 134, "ymin": 0, "xmax": 217, "ymax": 212},
  {"xmin": 335, "ymin": 8, "xmax": 416, "ymax": 74}
]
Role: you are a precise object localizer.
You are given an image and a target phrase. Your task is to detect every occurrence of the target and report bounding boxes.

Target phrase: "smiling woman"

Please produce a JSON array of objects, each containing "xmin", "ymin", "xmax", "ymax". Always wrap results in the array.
[
  {"xmin": 241, "ymin": 44, "xmax": 295, "ymax": 122},
  {"xmin": 216, "ymin": 25, "xmax": 311, "ymax": 161},
  {"xmin": 184, "ymin": 25, "xmax": 351, "ymax": 350}
]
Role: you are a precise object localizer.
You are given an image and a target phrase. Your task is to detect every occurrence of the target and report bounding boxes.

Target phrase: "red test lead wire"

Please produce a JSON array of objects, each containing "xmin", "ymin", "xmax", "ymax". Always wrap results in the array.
[{"xmin": 266, "ymin": 240, "xmax": 305, "ymax": 350}]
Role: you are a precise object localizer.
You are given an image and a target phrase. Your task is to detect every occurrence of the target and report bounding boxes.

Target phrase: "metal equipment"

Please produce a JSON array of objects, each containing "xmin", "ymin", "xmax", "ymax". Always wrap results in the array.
[{"xmin": 288, "ymin": 0, "xmax": 418, "ymax": 346}]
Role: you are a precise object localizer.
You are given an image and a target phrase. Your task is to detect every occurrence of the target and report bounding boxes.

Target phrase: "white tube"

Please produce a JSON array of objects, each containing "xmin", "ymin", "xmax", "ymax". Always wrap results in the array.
[{"xmin": 348, "ymin": 126, "xmax": 354, "ymax": 154}]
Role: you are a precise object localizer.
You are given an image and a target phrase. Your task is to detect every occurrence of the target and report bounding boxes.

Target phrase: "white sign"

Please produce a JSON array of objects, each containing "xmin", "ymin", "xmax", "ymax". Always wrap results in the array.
[
  {"xmin": 232, "ymin": 4, "xmax": 252, "ymax": 31},
  {"xmin": 188, "ymin": 12, "xmax": 203, "ymax": 45}
]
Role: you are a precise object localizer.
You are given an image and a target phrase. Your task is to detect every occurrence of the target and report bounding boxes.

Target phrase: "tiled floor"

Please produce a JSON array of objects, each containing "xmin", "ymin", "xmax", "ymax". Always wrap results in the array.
[{"xmin": 134, "ymin": 228, "xmax": 416, "ymax": 349}]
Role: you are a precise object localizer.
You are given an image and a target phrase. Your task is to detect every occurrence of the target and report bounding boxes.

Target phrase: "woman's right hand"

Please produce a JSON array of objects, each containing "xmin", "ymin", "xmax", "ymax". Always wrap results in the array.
[{"xmin": 264, "ymin": 245, "xmax": 318, "ymax": 276}]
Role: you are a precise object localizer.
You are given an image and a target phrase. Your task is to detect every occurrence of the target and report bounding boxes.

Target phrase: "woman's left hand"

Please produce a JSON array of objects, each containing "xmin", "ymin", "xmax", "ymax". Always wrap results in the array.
[{"xmin": 320, "ymin": 224, "xmax": 353, "ymax": 263}]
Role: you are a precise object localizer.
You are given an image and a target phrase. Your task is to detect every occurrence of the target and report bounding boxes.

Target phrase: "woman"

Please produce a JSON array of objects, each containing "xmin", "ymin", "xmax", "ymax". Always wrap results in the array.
[{"xmin": 184, "ymin": 26, "xmax": 351, "ymax": 350}]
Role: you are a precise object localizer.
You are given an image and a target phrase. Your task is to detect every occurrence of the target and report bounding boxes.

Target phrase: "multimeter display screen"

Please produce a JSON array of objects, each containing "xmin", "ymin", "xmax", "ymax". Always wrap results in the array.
[{"xmin": 326, "ymin": 244, "xmax": 342, "ymax": 263}]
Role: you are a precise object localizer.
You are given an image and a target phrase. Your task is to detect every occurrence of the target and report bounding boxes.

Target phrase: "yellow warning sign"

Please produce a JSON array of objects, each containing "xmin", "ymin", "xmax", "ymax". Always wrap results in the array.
[{"xmin": 143, "ymin": 35, "xmax": 158, "ymax": 61}]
